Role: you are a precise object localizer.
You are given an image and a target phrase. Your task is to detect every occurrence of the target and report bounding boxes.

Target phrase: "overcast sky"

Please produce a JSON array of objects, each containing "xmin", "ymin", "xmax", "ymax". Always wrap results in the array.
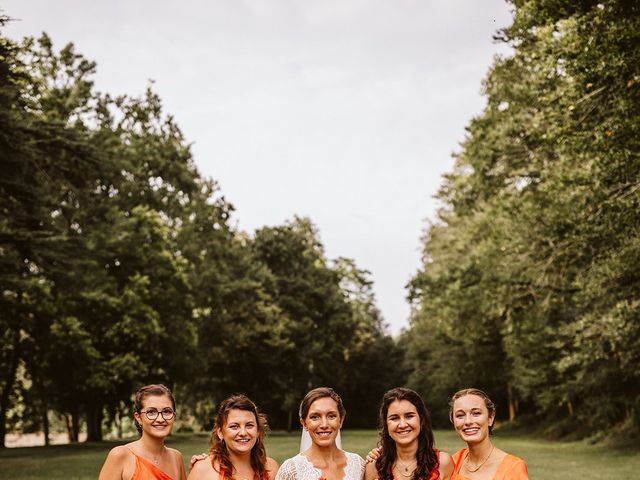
[{"xmin": 3, "ymin": 0, "xmax": 513, "ymax": 334}]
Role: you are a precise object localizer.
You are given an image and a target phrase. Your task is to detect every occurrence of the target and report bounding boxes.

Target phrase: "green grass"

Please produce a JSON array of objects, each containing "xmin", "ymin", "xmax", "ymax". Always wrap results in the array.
[{"xmin": 0, "ymin": 430, "xmax": 638, "ymax": 479}]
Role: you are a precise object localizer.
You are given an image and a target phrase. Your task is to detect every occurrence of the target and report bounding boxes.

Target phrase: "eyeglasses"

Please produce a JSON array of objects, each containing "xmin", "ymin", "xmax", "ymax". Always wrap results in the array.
[{"xmin": 139, "ymin": 408, "xmax": 176, "ymax": 421}]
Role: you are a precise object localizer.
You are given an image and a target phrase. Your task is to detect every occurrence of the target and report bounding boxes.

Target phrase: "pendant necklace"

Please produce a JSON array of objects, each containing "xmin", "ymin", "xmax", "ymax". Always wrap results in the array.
[
  {"xmin": 152, "ymin": 447, "xmax": 166, "ymax": 465},
  {"xmin": 465, "ymin": 445, "xmax": 495, "ymax": 473},
  {"xmin": 396, "ymin": 459, "xmax": 417, "ymax": 478}
]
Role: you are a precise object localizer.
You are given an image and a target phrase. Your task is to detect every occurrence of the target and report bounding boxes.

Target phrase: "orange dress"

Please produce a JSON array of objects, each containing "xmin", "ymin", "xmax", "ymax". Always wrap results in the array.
[
  {"xmin": 220, "ymin": 465, "xmax": 271, "ymax": 480},
  {"xmin": 387, "ymin": 450, "xmax": 441, "ymax": 480},
  {"xmin": 451, "ymin": 449, "xmax": 528, "ymax": 480},
  {"xmin": 130, "ymin": 451, "xmax": 173, "ymax": 480}
]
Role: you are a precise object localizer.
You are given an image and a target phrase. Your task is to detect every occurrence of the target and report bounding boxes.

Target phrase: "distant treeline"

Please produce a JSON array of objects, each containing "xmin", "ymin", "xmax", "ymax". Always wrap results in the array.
[
  {"xmin": 1, "ymin": 0, "xmax": 639, "ymax": 448},
  {"xmin": 0, "ymin": 18, "xmax": 403, "ymax": 446},
  {"xmin": 404, "ymin": 0, "xmax": 639, "ymax": 440}
]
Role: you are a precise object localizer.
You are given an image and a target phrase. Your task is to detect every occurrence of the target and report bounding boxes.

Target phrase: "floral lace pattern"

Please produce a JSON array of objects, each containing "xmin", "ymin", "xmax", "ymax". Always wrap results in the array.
[{"xmin": 275, "ymin": 452, "xmax": 365, "ymax": 480}]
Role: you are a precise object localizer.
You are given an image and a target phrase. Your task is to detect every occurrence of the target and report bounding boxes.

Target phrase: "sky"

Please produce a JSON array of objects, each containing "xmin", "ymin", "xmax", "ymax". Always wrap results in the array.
[{"xmin": 3, "ymin": 0, "xmax": 514, "ymax": 335}]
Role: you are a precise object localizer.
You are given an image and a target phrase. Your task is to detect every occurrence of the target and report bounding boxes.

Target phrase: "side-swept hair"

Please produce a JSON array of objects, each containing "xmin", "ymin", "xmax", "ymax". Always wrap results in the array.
[{"xmin": 209, "ymin": 394, "xmax": 268, "ymax": 480}]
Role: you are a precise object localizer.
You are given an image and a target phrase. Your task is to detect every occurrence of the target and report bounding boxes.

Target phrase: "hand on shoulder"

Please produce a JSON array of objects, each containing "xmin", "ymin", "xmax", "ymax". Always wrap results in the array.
[{"xmin": 187, "ymin": 455, "xmax": 214, "ymax": 480}]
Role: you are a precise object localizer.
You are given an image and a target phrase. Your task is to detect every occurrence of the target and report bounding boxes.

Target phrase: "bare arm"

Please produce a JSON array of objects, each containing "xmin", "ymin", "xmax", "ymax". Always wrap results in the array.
[
  {"xmin": 171, "ymin": 450, "xmax": 187, "ymax": 480},
  {"xmin": 189, "ymin": 453, "xmax": 209, "ymax": 471},
  {"xmin": 98, "ymin": 446, "xmax": 128, "ymax": 480},
  {"xmin": 438, "ymin": 452, "xmax": 453, "ymax": 480},
  {"xmin": 364, "ymin": 461, "xmax": 378, "ymax": 480},
  {"xmin": 187, "ymin": 455, "xmax": 216, "ymax": 480},
  {"xmin": 266, "ymin": 457, "xmax": 280, "ymax": 480}
]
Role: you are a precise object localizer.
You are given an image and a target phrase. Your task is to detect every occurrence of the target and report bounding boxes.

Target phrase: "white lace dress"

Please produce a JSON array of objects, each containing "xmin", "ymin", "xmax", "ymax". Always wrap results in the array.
[{"xmin": 275, "ymin": 452, "xmax": 365, "ymax": 480}]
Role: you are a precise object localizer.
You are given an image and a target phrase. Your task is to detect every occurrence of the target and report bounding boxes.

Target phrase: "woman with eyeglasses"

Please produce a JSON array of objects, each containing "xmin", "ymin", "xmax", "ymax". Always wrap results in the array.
[{"xmin": 99, "ymin": 383, "xmax": 186, "ymax": 480}]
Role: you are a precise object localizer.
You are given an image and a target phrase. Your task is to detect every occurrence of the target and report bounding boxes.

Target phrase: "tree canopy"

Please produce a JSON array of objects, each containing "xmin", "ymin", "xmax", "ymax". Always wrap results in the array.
[
  {"xmin": 406, "ymin": 0, "xmax": 639, "ymax": 439},
  {"xmin": 0, "ymin": 18, "xmax": 403, "ymax": 446}
]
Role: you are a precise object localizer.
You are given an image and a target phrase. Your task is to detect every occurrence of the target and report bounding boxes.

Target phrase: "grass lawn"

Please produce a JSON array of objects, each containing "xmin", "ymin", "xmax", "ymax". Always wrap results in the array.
[{"xmin": 0, "ymin": 429, "xmax": 638, "ymax": 479}]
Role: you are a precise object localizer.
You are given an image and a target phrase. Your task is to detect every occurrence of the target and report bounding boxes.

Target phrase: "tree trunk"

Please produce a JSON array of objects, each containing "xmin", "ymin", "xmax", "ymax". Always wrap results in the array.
[
  {"xmin": 43, "ymin": 404, "xmax": 50, "ymax": 446},
  {"xmin": 65, "ymin": 414, "xmax": 74, "ymax": 443},
  {"xmin": 0, "ymin": 328, "xmax": 21, "ymax": 448},
  {"xmin": 86, "ymin": 401, "xmax": 103, "ymax": 442},
  {"xmin": 66, "ymin": 407, "xmax": 80, "ymax": 443},
  {"xmin": 507, "ymin": 383, "xmax": 517, "ymax": 421},
  {"xmin": 72, "ymin": 409, "xmax": 80, "ymax": 442}
]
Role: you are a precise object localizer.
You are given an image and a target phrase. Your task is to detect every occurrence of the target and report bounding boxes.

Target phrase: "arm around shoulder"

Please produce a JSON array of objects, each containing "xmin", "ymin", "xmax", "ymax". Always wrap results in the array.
[
  {"xmin": 437, "ymin": 451, "xmax": 454, "ymax": 480},
  {"xmin": 187, "ymin": 455, "xmax": 215, "ymax": 480},
  {"xmin": 364, "ymin": 460, "xmax": 378, "ymax": 480},
  {"xmin": 266, "ymin": 457, "xmax": 280, "ymax": 480}
]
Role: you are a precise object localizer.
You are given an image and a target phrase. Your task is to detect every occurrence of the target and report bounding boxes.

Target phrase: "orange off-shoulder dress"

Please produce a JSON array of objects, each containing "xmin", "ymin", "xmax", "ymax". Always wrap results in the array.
[{"xmin": 451, "ymin": 449, "xmax": 528, "ymax": 480}]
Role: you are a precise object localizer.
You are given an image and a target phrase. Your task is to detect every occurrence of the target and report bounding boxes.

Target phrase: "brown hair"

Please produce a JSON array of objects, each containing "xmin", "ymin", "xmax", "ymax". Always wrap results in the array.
[
  {"xmin": 299, "ymin": 387, "xmax": 346, "ymax": 420},
  {"xmin": 133, "ymin": 384, "xmax": 176, "ymax": 435},
  {"xmin": 449, "ymin": 388, "xmax": 496, "ymax": 434},
  {"xmin": 375, "ymin": 388, "xmax": 438, "ymax": 480},
  {"xmin": 209, "ymin": 394, "xmax": 268, "ymax": 480}
]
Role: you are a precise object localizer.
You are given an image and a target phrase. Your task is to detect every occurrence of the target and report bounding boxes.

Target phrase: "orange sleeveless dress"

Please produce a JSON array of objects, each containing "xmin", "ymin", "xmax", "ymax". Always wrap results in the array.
[
  {"xmin": 385, "ymin": 450, "xmax": 441, "ymax": 480},
  {"xmin": 130, "ymin": 451, "xmax": 173, "ymax": 480},
  {"xmin": 451, "ymin": 449, "xmax": 528, "ymax": 480},
  {"xmin": 219, "ymin": 465, "xmax": 271, "ymax": 480}
]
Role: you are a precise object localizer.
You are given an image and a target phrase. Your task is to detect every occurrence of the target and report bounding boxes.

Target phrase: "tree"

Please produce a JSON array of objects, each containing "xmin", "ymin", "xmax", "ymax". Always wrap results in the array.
[{"xmin": 406, "ymin": 0, "xmax": 640, "ymax": 438}]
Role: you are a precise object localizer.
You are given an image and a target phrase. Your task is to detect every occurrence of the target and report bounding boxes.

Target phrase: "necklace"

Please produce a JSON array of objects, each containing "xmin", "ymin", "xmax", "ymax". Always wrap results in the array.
[
  {"xmin": 395, "ymin": 459, "xmax": 417, "ymax": 477},
  {"xmin": 465, "ymin": 445, "xmax": 494, "ymax": 473},
  {"xmin": 234, "ymin": 468, "xmax": 253, "ymax": 480},
  {"xmin": 150, "ymin": 446, "xmax": 166, "ymax": 465}
]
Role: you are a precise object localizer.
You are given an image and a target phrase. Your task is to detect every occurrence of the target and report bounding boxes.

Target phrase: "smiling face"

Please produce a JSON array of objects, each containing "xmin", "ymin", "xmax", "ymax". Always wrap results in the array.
[
  {"xmin": 452, "ymin": 394, "xmax": 495, "ymax": 444},
  {"xmin": 386, "ymin": 399, "xmax": 421, "ymax": 447},
  {"xmin": 217, "ymin": 408, "xmax": 259, "ymax": 455},
  {"xmin": 134, "ymin": 394, "xmax": 175, "ymax": 440},
  {"xmin": 301, "ymin": 396, "xmax": 344, "ymax": 448}
]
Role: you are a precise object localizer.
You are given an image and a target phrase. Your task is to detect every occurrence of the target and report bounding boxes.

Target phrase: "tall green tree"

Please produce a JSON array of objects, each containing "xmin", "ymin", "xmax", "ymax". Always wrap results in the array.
[{"xmin": 407, "ymin": 0, "xmax": 640, "ymax": 437}]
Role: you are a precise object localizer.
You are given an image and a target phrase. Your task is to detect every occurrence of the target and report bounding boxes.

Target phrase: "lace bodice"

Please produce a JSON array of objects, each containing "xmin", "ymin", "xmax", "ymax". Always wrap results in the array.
[{"xmin": 275, "ymin": 452, "xmax": 365, "ymax": 480}]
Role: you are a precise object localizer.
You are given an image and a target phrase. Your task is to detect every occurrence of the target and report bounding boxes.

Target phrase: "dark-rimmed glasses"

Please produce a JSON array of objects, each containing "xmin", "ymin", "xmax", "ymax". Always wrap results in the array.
[{"xmin": 139, "ymin": 407, "xmax": 176, "ymax": 421}]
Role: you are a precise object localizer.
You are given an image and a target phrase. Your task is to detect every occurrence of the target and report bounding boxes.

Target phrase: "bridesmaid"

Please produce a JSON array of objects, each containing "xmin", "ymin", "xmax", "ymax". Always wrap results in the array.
[
  {"xmin": 364, "ymin": 387, "xmax": 453, "ymax": 480},
  {"xmin": 449, "ymin": 388, "xmax": 528, "ymax": 480},
  {"xmin": 188, "ymin": 394, "xmax": 279, "ymax": 480},
  {"xmin": 99, "ymin": 384, "xmax": 186, "ymax": 480}
]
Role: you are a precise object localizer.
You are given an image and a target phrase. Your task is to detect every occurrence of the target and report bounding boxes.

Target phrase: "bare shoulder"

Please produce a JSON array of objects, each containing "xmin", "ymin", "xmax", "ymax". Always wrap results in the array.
[
  {"xmin": 188, "ymin": 455, "xmax": 216, "ymax": 480},
  {"xmin": 109, "ymin": 444, "xmax": 132, "ymax": 460},
  {"xmin": 167, "ymin": 446, "xmax": 184, "ymax": 462},
  {"xmin": 266, "ymin": 457, "xmax": 280, "ymax": 480},
  {"xmin": 166, "ymin": 447, "xmax": 186, "ymax": 479},
  {"xmin": 364, "ymin": 461, "xmax": 377, "ymax": 480},
  {"xmin": 439, "ymin": 451, "xmax": 453, "ymax": 469},
  {"xmin": 99, "ymin": 445, "xmax": 134, "ymax": 480}
]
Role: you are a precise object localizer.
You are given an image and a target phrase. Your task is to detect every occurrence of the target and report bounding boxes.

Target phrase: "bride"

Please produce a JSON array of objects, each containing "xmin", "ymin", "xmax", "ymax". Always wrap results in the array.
[{"xmin": 276, "ymin": 387, "xmax": 364, "ymax": 480}]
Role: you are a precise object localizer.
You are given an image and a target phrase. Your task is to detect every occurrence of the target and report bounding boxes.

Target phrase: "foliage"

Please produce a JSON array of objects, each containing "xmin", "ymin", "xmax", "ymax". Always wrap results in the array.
[
  {"xmin": 406, "ymin": 0, "xmax": 640, "ymax": 437},
  {"xmin": 0, "ymin": 18, "xmax": 398, "ymax": 445}
]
